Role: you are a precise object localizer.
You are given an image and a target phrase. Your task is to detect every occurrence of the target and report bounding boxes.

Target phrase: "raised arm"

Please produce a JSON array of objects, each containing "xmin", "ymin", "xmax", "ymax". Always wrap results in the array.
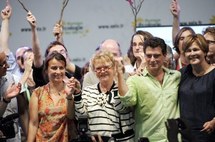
[
  {"xmin": 26, "ymin": 11, "xmax": 43, "ymax": 68},
  {"xmin": 170, "ymin": 0, "xmax": 180, "ymax": 44},
  {"xmin": 53, "ymin": 22, "xmax": 64, "ymax": 43},
  {"xmin": 0, "ymin": 5, "xmax": 12, "ymax": 54},
  {"xmin": 116, "ymin": 60, "xmax": 128, "ymax": 97}
]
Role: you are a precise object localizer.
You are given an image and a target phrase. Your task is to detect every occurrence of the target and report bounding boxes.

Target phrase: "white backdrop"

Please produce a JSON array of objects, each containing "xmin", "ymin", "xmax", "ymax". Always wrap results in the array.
[{"xmin": 0, "ymin": 0, "xmax": 215, "ymax": 66}]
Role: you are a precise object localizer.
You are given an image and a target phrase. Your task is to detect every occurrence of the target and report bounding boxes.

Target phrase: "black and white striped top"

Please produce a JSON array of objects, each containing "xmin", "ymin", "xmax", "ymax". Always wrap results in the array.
[{"xmin": 74, "ymin": 82, "xmax": 134, "ymax": 141}]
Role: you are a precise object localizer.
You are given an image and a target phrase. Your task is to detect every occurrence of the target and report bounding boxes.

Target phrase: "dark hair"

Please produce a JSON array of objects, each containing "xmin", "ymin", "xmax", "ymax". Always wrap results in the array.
[
  {"xmin": 143, "ymin": 37, "xmax": 167, "ymax": 55},
  {"xmin": 182, "ymin": 34, "xmax": 208, "ymax": 54},
  {"xmin": 203, "ymin": 26, "xmax": 215, "ymax": 39},
  {"xmin": 173, "ymin": 27, "xmax": 195, "ymax": 54},
  {"xmin": 127, "ymin": 30, "xmax": 153, "ymax": 66},
  {"xmin": 43, "ymin": 51, "xmax": 67, "ymax": 82},
  {"xmin": 44, "ymin": 41, "xmax": 68, "ymax": 57}
]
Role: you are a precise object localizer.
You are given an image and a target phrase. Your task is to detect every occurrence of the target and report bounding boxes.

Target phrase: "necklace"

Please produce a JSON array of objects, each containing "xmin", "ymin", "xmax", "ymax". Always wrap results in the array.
[{"xmin": 49, "ymin": 83, "xmax": 65, "ymax": 96}]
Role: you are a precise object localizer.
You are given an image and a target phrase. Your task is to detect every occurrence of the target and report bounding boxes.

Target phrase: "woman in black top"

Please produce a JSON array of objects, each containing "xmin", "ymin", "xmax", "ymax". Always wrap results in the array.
[{"xmin": 179, "ymin": 34, "xmax": 215, "ymax": 142}]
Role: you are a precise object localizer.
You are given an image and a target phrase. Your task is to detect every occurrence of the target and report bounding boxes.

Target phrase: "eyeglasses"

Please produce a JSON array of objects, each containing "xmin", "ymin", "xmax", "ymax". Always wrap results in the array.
[
  {"xmin": 145, "ymin": 54, "xmax": 161, "ymax": 59},
  {"xmin": 206, "ymin": 40, "xmax": 215, "ymax": 45},
  {"xmin": 94, "ymin": 65, "xmax": 112, "ymax": 73}
]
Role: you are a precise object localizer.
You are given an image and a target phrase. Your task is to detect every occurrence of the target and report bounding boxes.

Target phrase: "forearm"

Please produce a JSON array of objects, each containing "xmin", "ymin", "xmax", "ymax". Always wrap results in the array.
[
  {"xmin": 19, "ymin": 69, "xmax": 32, "ymax": 84},
  {"xmin": 66, "ymin": 96, "xmax": 75, "ymax": 119},
  {"xmin": 0, "ymin": 18, "xmax": 10, "ymax": 54},
  {"xmin": 74, "ymin": 93, "xmax": 87, "ymax": 117},
  {"xmin": 27, "ymin": 122, "xmax": 38, "ymax": 142},
  {"xmin": 31, "ymin": 28, "xmax": 43, "ymax": 67},
  {"xmin": 172, "ymin": 15, "xmax": 180, "ymax": 43},
  {"xmin": 0, "ymin": 101, "xmax": 8, "ymax": 117},
  {"xmin": 117, "ymin": 72, "xmax": 128, "ymax": 97},
  {"xmin": 66, "ymin": 62, "xmax": 76, "ymax": 73},
  {"xmin": 15, "ymin": 91, "xmax": 29, "ymax": 136}
]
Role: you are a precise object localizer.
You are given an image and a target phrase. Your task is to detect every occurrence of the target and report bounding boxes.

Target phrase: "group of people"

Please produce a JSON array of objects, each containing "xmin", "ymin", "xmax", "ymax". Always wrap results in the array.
[{"xmin": 0, "ymin": 0, "xmax": 215, "ymax": 142}]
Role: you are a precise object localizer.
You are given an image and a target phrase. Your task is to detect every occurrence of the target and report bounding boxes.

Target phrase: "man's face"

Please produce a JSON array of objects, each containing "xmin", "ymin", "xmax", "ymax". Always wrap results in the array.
[
  {"xmin": 145, "ymin": 46, "xmax": 166, "ymax": 73},
  {"xmin": 204, "ymin": 33, "xmax": 215, "ymax": 63},
  {"xmin": 16, "ymin": 47, "xmax": 26, "ymax": 70},
  {"xmin": 0, "ymin": 52, "xmax": 9, "ymax": 77}
]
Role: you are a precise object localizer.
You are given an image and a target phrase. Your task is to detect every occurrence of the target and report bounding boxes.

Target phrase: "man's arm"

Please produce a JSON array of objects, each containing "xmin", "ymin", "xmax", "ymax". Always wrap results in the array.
[
  {"xmin": 170, "ymin": 0, "xmax": 180, "ymax": 44},
  {"xmin": 0, "ymin": 5, "xmax": 12, "ymax": 54},
  {"xmin": 116, "ymin": 60, "xmax": 128, "ymax": 97},
  {"xmin": 26, "ymin": 11, "xmax": 43, "ymax": 68},
  {"xmin": 53, "ymin": 22, "xmax": 64, "ymax": 43}
]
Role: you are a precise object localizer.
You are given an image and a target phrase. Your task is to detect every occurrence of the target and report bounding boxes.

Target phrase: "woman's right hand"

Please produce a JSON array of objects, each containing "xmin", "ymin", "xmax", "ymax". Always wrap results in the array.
[{"xmin": 66, "ymin": 77, "xmax": 81, "ymax": 95}]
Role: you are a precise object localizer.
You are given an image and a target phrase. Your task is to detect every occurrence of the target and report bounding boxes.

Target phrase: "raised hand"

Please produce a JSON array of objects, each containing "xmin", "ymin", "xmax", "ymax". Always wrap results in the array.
[
  {"xmin": 4, "ymin": 83, "xmax": 21, "ymax": 101},
  {"xmin": 115, "ymin": 57, "xmax": 124, "ymax": 74},
  {"xmin": 53, "ymin": 22, "xmax": 63, "ymax": 40},
  {"xmin": 65, "ymin": 77, "xmax": 81, "ymax": 95},
  {"xmin": 26, "ymin": 11, "xmax": 36, "ymax": 28},
  {"xmin": 170, "ymin": 0, "xmax": 180, "ymax": 17},
  {"xmin": 1, "ymin": 5, "xmax": 12, "ymax": 20}
]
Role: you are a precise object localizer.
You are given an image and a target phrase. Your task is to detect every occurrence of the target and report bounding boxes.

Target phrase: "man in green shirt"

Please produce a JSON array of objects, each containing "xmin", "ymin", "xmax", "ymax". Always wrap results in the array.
[{"xmin": 117, "ymin": 37, "xmax": 181, "ymax": 142}]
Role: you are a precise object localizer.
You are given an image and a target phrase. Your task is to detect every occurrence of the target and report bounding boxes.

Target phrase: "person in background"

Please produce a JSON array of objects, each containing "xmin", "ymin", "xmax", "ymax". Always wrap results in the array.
[
  {"xmin": 15, "ymin": 46, "xmax": 31, "ymax": 76},
  {"xmin": 73, "ymin": 51, "xmax": 135, "ymax": 142},
  {"xmin": 170, "ymin": 0, "xmax": 196, "ymax": 70},
  {"xmin": 0, "ymin": 4, "xmax": 20, "ymax": 76},
  {"xmin": 164, "ymin": 45, "xmax": 176, "ymax": 69},
  {"xmin": 173, "ymin": 27, "xmax": 195, "ymax": 70},
  {"xmin": 117, "ymin": 37, "xmax": 181, "ymax": 142},
  {"xmin": 27, "ymin": 51, "xmax": 76, "ymax": 142},
  {"xmin": 0, "ymin": 4, "xmax": 30, "ymax": 142},
  {"xmin": 0, "ymin": 50, "xmax": 22, "ymax": 142},
  {"xmin": 127, "ymin": 30, "xmax": 153, "ymax": 73},
  {"xmin": 80, "ymin": 61, "xmax": 90, "ymax": 85},
  {"xmin": 17, "ymin": 48, "xmax": 35, "ymax": 140},
  {"xmin": 82, "ymin": 39, "xmax": 124, "ymax": 88},
  {"xmin": 203, "ymin": 27, "xmax": 215, "ymax": 64},
  {"xmin": 26, "ymin": 12, "xmax": 82, "ymax": 88},
  {"xmin": 179, "ymin": 34, "xmax": 215, "ymax": 141}
]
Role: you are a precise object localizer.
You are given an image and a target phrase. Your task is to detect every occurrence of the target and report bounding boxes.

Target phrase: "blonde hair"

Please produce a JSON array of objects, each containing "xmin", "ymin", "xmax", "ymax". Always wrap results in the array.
[{"xmin": 91, "ymin": 50, "xmax": 115, "ymax": 71}]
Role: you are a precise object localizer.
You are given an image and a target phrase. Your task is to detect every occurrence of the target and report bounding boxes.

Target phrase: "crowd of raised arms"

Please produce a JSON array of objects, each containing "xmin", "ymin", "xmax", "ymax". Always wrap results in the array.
[{"xmin": 0, "ymin": 0, "xmax": 215, "ymax": 142}]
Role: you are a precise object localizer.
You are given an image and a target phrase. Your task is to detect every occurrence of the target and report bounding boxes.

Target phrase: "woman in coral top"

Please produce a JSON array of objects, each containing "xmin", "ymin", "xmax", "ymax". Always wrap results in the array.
[{"xmin": 27, "ymin": 51, "xmax": 76, "ymax": 142}]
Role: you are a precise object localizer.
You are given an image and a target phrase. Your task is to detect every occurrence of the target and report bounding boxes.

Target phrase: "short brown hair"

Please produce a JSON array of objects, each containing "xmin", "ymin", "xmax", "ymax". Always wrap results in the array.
[{"xmin": 182, "ymin": 34, "xmax": 208, "ymax": 54}]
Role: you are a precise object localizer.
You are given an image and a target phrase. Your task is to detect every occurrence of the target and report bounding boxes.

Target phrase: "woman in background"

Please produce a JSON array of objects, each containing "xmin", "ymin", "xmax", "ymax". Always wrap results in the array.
[{"xmin": 127, "ymin": 30, "xmax": 153, "ymax": 73}]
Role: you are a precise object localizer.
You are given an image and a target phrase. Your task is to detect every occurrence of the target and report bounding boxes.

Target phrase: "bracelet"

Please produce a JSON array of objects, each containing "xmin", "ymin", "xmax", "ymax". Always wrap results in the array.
[
  {"xmin": 3, "ymin": 97, "xmax": 11, "ymax": 104},
  {"xmin": 74, "ymin": 91, "xmax": 81, "ymax": 96}
]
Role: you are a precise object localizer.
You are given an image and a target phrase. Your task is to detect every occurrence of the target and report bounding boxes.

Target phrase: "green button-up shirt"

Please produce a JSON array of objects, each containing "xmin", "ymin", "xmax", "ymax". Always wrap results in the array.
[{"xmin": 120, "ymin": 67, "xmax": 181, "ymax": 142}]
